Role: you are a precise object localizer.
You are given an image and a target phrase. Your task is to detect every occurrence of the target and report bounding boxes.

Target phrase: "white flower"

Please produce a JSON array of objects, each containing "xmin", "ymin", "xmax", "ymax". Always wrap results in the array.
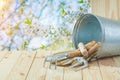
[
  {"xmin": 0, "ymin": 31, "xmax": 11, "ymax": 46},
  {"xmin": 27, "ymin": 37, "xmax": 50, "ymax": 50}
]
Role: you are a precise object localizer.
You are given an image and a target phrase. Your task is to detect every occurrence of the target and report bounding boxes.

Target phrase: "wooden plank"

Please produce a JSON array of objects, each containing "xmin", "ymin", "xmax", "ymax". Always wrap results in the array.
[
  {"xmin": 118, "ymin": 0, "xmax": 120, "ymax": 20},
  {"xmin": 113, "ymin": 56, "xmax": 120, "ymax": 80},
  {"xmin": 64, "ymin": 67, "xmax": 82, "ymax": 80},
  {"xmin": 0, "ymin": 51, "xmax": 8, "ymax": 62},
  {"xmin": 44, "ymin": 51, "xmax": 64, "ymax": 80},
  {"xmin": 91, "ymin": 0, "xmax": 120, "ymax": 20},
  {"xmin": 6, "ymin": 51, "xmax": 36, "ymax": 80},
  {"xmin": 98, "ymin": 57, "xmax": 120, "ymax": 80},
  {"xmin": 0, "ymin": 51, "xmax": 21, "ymax": 80},
  {"xmin": 113, "ymin": 56, "xmax": 120, "ymax": 67},
  {"xmin": 91, "ymin": 0, "xmax": 106, "ymax": 17},
  {"xmin": 82, "ymin": 61, "xmax": 102, "ymax": 80},
  {"xmin": 45, "ymin": 67, "xmax": 64, "ymax": 80},
  {"xmin": 104, "ymin": 0, "xmax": 120, "ymax": 20},
  {"xmin": 26, "ymin": 51, "xmax": 51, "ymax": 80},
  {"xmin": 64, "ymin": 59, "xmax": 102, "ymax": 80}
]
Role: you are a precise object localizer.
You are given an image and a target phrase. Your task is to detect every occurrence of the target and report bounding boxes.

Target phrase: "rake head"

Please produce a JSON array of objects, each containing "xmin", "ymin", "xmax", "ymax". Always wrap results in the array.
[
  {"xmin": 43, "ymin": 52, "xmax": 70, "ymax": 69},
  {"xmin": 65, "ymin": 57, "xmax": 88, "ymax": 71}
]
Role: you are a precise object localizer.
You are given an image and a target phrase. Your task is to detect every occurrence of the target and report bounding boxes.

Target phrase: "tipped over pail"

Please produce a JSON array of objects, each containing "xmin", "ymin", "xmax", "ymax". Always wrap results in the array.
[{"xmin": 72, "ymin": 14, "xmax": 120, "ymax": 58}]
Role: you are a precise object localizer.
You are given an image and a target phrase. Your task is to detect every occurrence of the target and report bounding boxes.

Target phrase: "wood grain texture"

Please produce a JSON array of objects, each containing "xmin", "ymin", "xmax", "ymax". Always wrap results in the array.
[
  {"xmin": 26, "ymin": 51, "xmax": 50, "ymax": 80},
  {"xmin": 82, "ymin": 61, "xmax": 102, "ymax": 80},
  {"xmin": 0, "ymin": 51, "xmax": 119, "ymax": 80},
  {"xmin": 113, "ymin": 56, "xmax": 120, "ymax": 80},
  {"xmin": 0, "ymin": 51, "xmax": 8, "ymax": 62},
  {"xmin": 0, "ymin": 51, "xmax": 21, "ymax": 80},
  {"xmin": 6, "ymin": 51, "xmax": 36, "ymax": 80},
  {"xmin": 45, "ymin": 51, "xmax": 64, "ymax": 80},
  {"xmin": 64, "ymin": 68, "xmax": 82, "ymax": 80},
  {"xmin": 91, "ymin": 0, "xmax": 120, "ymax": 20},
  {"xmin": 45, "ymin": 67, "xmax": 64, "ymax": 80},
  {"xmin": 113, "ymin": 56, "xmax": 120, "ymax": 67},
  {"xmin": 98, "ymin": 58, "xmax": 120, "ymax": 80}
]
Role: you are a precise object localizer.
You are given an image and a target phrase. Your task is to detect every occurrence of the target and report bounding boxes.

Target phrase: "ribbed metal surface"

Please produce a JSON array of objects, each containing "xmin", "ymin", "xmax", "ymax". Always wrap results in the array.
[{"xmin": 72, "ymin": 14, "xmax": 120, "ymax": 58}]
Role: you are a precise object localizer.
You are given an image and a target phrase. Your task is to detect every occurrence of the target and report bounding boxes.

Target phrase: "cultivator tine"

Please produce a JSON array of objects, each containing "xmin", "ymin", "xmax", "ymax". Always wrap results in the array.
[
  {"xmin": 75, "ymin": 62, "xmax": 88, "ymax": 71},
  {"xmin": 69, "ymin": 61, "xmax": 83, "ymax": 68},
  {"xmin": 62, "ymin": 59, "xmax": 74, "ymax": 65},
  {"xmin": 43, "ymin": 52, "xmax": 70, "ymax": 69},
  {"xmin": 43, "ymin": 57, "xmax": 48, "ymax": 67},
  {"xmin": 68, "ymin": 57, "xmax": 83, "ymax": 68},
  {"xmin": 67, "ymin": 57, "xmax": 88, "ymax": 71},
  {"xmin": 49, "ymin": 59, "xmax": 53, "ymax": 69},
  {"xmin": 55, "ymin": 59, "xmax": 58, "ymax": 69},
  {"xmin": 56, "ymin": 53, "xmax": 69, "ymax": 61}
]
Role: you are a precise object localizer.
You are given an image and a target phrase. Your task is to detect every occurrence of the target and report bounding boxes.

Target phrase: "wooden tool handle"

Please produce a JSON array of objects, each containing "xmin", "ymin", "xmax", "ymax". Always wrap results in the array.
[
  {"xmin": 88, "ymin": 42, "xmax": 101, "ymax": 55},
  {"xmin": 86, "ymin": 51, "xmax": 97, "ymax": 61},
  {"xmin": 85, "ymin": 41, "xmax": 96, "ymax": 50},
  {"xmin": 53, "ymin": 41, "xmax": 101, "ymax": 59},
  {"xmin": 78, "ymin": 43, "xmax": 88, "ymax": 57},
  {"xmin": 54, "ymin": 50, "xmax": 75, "ymax": 55},
  {"xmin": 69, "ymin": 41, "xmax": 99, "ymax": 58},
  {"xmin": 68, "ymin": 50, "xmax": 82, "ymax": 58}
]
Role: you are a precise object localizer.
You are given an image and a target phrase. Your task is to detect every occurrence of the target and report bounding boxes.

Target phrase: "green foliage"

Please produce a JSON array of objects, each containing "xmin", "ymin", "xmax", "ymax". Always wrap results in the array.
[
  {"xmin": 61, "ymin": 8, "xmax": 67, "ymax": 16},
  {"xmin": 23, "ymin": 41, "xmax": 28, "ymax": 49},
  {"xmin": 25, "ymin": 18, "xmax": 32, "ymax": 25},
  {"xmin": 80, "ymin": 7, "xmax": 83, "ymax": 11},
  {"xmin": 78, "ymin": 0, "xmax": 84, "ymax": 4},
  {"xmin": 40, "ymin": 45, "xmax": 46, "ymax": 50},
  {"xmin": 20, "ymin": 7, "xmax": 24, "ymax": 14},
  {"xmin": 14, "ymin": 22, "xmax": 20, "ymax": 30},
  {"xmin": 60, "ymin": 2, "xmax": 66, "ymax": 6},
  {"xmin": 49, "ymin": 0, "xmax": 53, "ymax": 3},
  {"xmin": 88, "ymin": 0, "xmax": 90, "ymax": 3},
  {"xmin": 1, "ymin": 13, "xmax": 4, "ymax": 18},
  {"xmin": 29, "ymin": 26, "xmax": 34, "ymax": 28}
]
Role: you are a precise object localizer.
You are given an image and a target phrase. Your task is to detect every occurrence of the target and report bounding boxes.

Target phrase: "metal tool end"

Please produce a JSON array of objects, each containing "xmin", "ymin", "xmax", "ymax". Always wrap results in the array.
[
  {"xmin": 62, "ymin": 59, "xmax": 74, "ymax": 65},
  {"xmin": 68, "ymin": 57, "xmax": 84, "ymax": 68},
  {"xmin": 67, "ymin": 57, "xmax": 88, "ymax": 71},
  {"xmin": 43, "ymin": 57, "xmax": 47, "ymax": 67},
  {"xmin": 75, "ymin": 61, "xmax": 88, "ymax": 71},
  {"xmin": 55, "ymin": 58, "xmax": 58, "ymax": 69}
]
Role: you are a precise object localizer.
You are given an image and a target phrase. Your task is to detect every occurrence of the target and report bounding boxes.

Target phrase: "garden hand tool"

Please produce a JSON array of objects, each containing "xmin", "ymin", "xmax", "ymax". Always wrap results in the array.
[
  {"xmin": 43, "ymin": 50, "xmax": 81, "ymax": 69},
  {"xmin": 61, "ymin": 42, "xmax": 101, "ymax": 71},
  {"xmin": 43, "ymin": 41, "xmax": 98, "ymax": 69}
]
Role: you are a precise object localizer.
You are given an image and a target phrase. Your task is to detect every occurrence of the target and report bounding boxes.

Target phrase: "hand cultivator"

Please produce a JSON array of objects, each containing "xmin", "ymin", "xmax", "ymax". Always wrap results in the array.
[{"xmin": 43, "ymin": 41, "xmax": 101, "ymax": 71}]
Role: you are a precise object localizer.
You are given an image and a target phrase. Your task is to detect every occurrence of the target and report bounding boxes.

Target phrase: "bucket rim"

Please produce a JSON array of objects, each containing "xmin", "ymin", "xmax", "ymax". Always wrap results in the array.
[{"xmin": 72, "ymin": 13, "xmax": 105, "ymax": 48}]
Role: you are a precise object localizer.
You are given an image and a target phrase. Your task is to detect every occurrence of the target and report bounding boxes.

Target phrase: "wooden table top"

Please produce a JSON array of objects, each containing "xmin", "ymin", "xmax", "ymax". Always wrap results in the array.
[{"xmin": 0, "ymin": 51, "xmax": 120, "ymax": 80}]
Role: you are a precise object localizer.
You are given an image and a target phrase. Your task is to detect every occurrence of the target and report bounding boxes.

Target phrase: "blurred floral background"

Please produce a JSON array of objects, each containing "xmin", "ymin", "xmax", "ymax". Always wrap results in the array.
[{"xmin": 0, "ymin": 0, "xmax": 91, "ymax": 51}]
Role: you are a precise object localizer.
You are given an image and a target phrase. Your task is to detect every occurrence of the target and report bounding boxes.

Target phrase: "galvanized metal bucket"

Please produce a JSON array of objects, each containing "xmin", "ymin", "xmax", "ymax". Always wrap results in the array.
[{"xmin": 72, "ymin": 14, "xmax": 120, "ymax": 58}]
